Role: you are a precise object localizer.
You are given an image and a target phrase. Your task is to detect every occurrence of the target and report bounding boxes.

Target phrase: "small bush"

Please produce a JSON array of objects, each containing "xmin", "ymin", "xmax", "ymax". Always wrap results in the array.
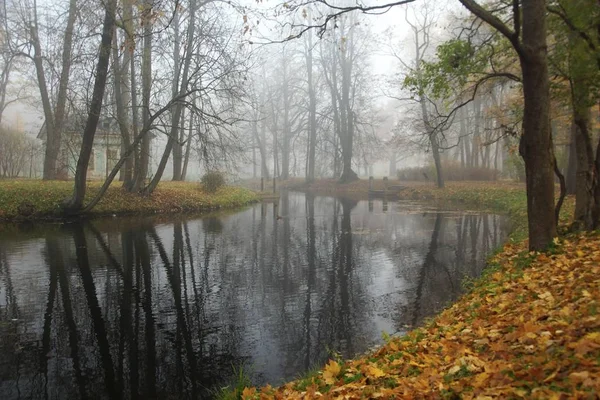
[{"xmin": 201, "ymin": 171, "xmax": 225, "ymax": 193}]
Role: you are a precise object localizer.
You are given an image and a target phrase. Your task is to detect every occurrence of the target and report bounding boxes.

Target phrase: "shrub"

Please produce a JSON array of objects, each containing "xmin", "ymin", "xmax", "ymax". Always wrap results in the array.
[{"xmin": 201, "ymin": 171, "xmax": 225, "ymax": 193}]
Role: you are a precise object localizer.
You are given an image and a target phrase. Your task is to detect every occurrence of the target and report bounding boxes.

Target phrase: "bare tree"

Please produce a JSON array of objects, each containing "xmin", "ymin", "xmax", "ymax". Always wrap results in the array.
[
  {"xmin": 18, "ymin": 0, "xmax": 78, "ymax": 179},
  {"xmin": 64, "ymin": 0, "xmax": 118, "ymax": 211}
]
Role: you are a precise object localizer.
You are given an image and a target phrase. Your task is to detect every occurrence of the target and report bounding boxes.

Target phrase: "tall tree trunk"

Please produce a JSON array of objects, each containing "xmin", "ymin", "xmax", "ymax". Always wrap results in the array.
[
  {"xmin": 171, "ymin": 10, "xmax": 183, "ymax": 181},
  {"xmin": 143, "ymin": 0, "xmax": 196, "ymax": 195},
  {"xmin": 431, "ymin": 133, "xmax": 444, "ymax": 188},
  {"xmin": 337, "ymin": 23, "xmax": 358, "ymax": 184},
  {"xmin": 181, "ymin": 110, "xmax": 193, "ymax": 181},
  {"xmin": 572, "ymin": 106, "xmax": 595, "ymax": 229},
  {"xmin": 566, "ymin": 123, "xmax": 577, "ymax": 195},
  {"xmin": 131, "ymin": 0, "xmax": 153, "ymax": 191},
  {"xmin": 281, "ymin": 52, "xmax": 291, "ymax": 180},
  {"xmin": 518, "ymin": 0, "xmax": 556, "ymax": 250},
  {"xmin": 472, "ymin": 97, "xmax": 481, "ymax": 167},
  {"xmin": 389, "ymin": 152, "xmax": 397, "ymax": 177},
  {"xmin": 420, "ymin": 96, "xmax": 444, "ymax": 188},
  {"xmin": 112, "ymin": 26, "xmax": 133, "ymax": 187},
  {"xmin": 253, "ymin": 111, "xmax": 269, "ymax": 179},
  {"xmin": 64, "ymin": 0, "xmax": 117, "ymax": 212},
  {"xmin": 459, "ymin": 0, "xmax": 556, "ymax": 250},
  {"xmin": 305, "ymin": 22, "xmax": 317, "ymax": 183},
  {"xmin": 339, "ymin": 110, "xmax": 358, "ymax": 183},
  {"xmin": 172, "ymin": 110, "xmax": 184, "ymax": 181},
  {"xmin": 593, "ymin": 134, "xmax": 600, "ymax": 228},
  {"xmin": 124, "ymin": 0, "xmax": 140, "ymax": 192}
]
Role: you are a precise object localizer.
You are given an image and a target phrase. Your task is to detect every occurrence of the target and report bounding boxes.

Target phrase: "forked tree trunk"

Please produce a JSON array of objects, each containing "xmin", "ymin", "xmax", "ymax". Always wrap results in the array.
[{"xmin": 34, "ymin": 0, "xmax": 77, "ymax": 179}]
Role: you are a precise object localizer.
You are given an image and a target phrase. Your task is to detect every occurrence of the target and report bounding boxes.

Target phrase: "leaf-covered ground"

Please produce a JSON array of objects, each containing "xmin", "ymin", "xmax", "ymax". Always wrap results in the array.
[
  {"xmin": 240, "ymin": 233, "xmax": 600, "ymax": 399},
  {"xmin": 230, "ymin": 181, "xmax": 596, "ymax": 400},
  {"xmin": 0, "ymin": 180, "xmax": 257, "ymax": 220}
]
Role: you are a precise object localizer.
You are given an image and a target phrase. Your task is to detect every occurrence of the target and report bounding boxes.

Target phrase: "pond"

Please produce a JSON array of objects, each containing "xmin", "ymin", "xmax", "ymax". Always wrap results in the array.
[{"xmin": 0, "ymin": 191, "xmax": 509, "ymax": 399}]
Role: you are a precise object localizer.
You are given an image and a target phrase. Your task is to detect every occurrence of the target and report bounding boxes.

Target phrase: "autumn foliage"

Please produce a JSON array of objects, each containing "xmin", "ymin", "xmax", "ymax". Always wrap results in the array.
[{"xmin": 239, "ymin": 231, "xmax": 600, "ymax": 399}]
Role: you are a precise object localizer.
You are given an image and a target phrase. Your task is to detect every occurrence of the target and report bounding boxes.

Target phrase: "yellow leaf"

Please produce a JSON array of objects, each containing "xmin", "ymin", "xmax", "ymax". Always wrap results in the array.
[
  {"xmin": 366, "ymin": 365, "xmax": 386, "ymax": 379},
  {"xmin": 241, "ymin": 387, "xmax": 256, "ymax": 399},
  {"xmin": 473, "ymin": 372, "xmax": 490, "ymax": 388},
  {"xmin": 322, "ymin": 360, "xmax": 341, "ymax": 385}
]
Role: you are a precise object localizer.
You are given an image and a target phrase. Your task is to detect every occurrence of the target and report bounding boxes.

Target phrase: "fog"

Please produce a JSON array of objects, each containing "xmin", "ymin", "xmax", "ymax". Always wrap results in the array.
[{"xmin": 0, "ymin": 0, "xmax": 523, "ymax": 184}]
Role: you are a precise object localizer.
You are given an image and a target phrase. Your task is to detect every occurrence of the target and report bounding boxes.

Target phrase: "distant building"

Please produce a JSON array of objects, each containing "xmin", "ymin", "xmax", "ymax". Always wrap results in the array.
[{"xmin": 37, "ymin": 117, "xmax": 121, "ymax": 179}]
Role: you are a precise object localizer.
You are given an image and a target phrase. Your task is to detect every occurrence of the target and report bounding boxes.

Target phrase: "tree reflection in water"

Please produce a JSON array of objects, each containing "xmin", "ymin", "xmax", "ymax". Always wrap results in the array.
[{"xmin": 0, "ymin": 193, "xmax": 508, "ymax": 399}]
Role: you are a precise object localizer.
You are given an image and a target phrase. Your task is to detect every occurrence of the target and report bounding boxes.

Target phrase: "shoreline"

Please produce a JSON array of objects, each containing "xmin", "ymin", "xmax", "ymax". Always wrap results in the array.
[
  {"xmin": 0, "ymin": 180, "xmax": 259, "ymax": 222},
  {"xmin": 219, "ymin": 181, "xmax": 599, "ymax": 400}
]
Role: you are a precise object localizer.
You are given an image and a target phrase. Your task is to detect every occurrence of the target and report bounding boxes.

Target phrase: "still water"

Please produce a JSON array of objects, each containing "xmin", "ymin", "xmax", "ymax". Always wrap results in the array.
[{"xmin": 0, "ymin": 192, "xmax": 509, "ymax": 399}]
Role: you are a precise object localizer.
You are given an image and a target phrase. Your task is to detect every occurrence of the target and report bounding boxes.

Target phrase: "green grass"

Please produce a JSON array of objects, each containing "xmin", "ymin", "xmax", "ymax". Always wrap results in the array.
[
  {"xmin": 0, "ymin": 180, "xmax": 258, "ymax": 221},
  {"xmin": 213, "ymin": 366, "xmax": 254, "ymax": 400}
]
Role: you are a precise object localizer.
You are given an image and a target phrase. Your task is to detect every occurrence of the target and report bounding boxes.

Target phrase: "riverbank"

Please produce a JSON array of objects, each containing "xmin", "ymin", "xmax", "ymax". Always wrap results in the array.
[
  {"xmin": 0, "ymin": 180, "xmax": 258, "ymax": 221},
  {"xmin": 227, "ymin": 182, "xmax": 600, "ymax": 399},
  {"xmin": 285, "ymin": 179, "xmax": 571, "ymax": 241}
]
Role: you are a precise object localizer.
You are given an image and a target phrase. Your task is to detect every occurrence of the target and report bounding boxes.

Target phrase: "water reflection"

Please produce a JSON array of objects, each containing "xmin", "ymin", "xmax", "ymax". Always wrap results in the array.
[{"xmin": 0, "ymin": 192, "xmax": 508, "ymax": 399}]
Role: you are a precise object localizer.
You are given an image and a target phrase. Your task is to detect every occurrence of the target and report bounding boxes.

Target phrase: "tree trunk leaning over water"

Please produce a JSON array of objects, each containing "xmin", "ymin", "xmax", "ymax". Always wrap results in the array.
[{"xmin": 63, "ymin": 0, "xmax": 117, "ymax": 212}]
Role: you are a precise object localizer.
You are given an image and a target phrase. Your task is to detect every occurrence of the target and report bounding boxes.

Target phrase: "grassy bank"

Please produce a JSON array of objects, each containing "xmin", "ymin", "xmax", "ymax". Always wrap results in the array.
[
  {"xmin": 287, "ymin": 179, "xmax": 573, "ymax": 242},
  {"xmin": 225, "ymin": 182, "xmax": 599, "ymax": 399},
  {"xmin": 0, "ymin": 180, "xmax": 258, "ymax": 221}
]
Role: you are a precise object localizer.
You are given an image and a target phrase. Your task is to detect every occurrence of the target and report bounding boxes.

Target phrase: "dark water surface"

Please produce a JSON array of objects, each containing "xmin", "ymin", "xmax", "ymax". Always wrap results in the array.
[{"xmin": 0, "ymin": 192, "xmax": 509, "ymax": 399}]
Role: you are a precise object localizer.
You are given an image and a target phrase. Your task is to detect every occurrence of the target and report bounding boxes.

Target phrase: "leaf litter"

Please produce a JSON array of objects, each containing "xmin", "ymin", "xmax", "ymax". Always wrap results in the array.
[{"xmin": 241, "ymin": 232, "xmax": 600, "ymax": 399}]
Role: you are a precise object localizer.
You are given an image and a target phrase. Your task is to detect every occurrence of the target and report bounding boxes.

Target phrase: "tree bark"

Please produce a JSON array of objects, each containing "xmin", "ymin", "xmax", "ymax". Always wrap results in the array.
[
  {"xmin": 124, "ymin": 0, "xmax": 140, "ymax": 191},
  {"xmin": 572, "ymin": 108, "xmax": 595, "ymax": 229},
  {"xmin": 305, "ymin": 22, "xmax": 317, "ymax": 183},
  {"xmin": 63, "ymin": 0, "xmax": 117, "ymax": 212},
  {"xmin": 172, "ymin": 109, "xmax": 185, "ymax": 181},
  {"xmin": 518, "ymin": 0, "xmax": 556, "ymax": 250},
  {"xmin": 281, "ymin": 50, "xmax": 291, "ymax": 180},
  {"xmin": 112, "ymin": 26, "xmax": 133, "ymax": 187},
  {"xmin": 181, "ymin": 110, "xmax": 193, "ymax": 180},
  {"xmin": 566, "ymin": 123, "xmax": 577, "ymax": 195},
  {"xmin": 171, "ymin": 9, "xmax": 183, "ymax": 181},
  {"xmin": 131, "ymin": 0, "xmax": 153, "ymax": 191}
]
